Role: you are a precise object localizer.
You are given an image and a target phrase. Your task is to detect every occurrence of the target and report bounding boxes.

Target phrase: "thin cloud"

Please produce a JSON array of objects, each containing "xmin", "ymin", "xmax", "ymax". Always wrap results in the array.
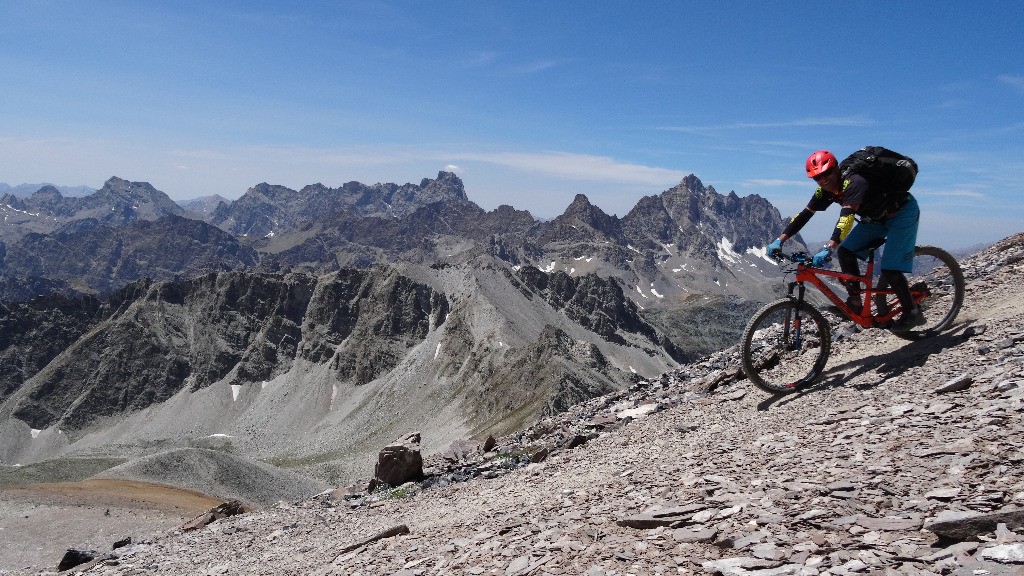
[
  {"xmin": 462, "ymin": 51, "xmax": 499, "ymax": 69},
  {"xmin": 0, "ymin": 138, "xmax": 689, "ymax": 191},
  {"xmin": 751, "ymin": 140, "xmax": 817, "ymax": 150},
  {"xmin": 660, "ymin": 116, "xmax": 875, "ymax": 135},
  {"xmin": 233, "ymin": 145, "xmax": 422, "ymax": 167},
  {"xmin": 514, "ymin": 59, "xmax": 568, "ymax": 74},
  {"xmin": 745, "ymin": 179, "xmax": 807, "ymax": 187},
  {"xmin": 919, "ymin": 188, "xmax": 989, "ymax": 200},
  {"xmin": 998, "ymin": 74, "xmax": 1024, "ymax": 94},
  {"xmin": 454, "ymin": 151, "xmax": 689, "ymax": 186}
]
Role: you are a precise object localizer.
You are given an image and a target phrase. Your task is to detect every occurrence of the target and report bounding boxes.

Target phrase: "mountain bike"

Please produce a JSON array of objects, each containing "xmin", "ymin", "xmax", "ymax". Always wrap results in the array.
[{"xmin": 740, "ymin": 241, "xmax": 965, "ymax": 394}]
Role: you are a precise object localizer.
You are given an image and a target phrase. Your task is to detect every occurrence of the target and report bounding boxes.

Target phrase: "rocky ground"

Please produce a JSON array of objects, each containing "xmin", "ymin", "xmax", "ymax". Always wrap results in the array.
[{"xmin": 3, "ymin": 232, "xmax": 1024, "ymax": 575}]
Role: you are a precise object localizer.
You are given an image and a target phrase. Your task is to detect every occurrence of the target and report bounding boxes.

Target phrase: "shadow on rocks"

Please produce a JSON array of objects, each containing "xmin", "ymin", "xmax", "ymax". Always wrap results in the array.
[
  {"xmin": 822, "ymin": 321, "xmax": 978, "ymax": 390},
  {"xmin": 756, "ymin": 320, "xmax": 979, "ymax": 412}
]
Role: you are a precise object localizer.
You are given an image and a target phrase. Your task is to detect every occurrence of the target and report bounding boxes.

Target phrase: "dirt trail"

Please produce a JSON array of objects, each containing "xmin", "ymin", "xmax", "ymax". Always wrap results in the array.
[{"xmin": 0, "ymin": 480, "xmax": 221, "ymax": 572}]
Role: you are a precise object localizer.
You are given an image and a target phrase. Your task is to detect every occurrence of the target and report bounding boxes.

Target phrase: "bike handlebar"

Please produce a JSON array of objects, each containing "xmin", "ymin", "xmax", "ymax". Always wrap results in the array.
[
  {"xmin": 770, "ymin": 250, "xmax": 832, "ymax": 265},
  {"xmin": 770, "ymin": 250, "xmax": 807, "ymax": 263}
]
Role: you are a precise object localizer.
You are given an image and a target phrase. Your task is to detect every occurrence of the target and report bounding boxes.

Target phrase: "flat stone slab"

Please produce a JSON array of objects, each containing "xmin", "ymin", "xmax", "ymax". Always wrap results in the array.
[
  {"xmin": 617, "ymin": 503, "xmax": 707, "ymax": 529},
  {"xmin": 925, "ymin": 510, "xmax": 1024, "ymax": 542},
  {"xmin": 856, "ymin": 516, "xmax": 923, "ymax": 531}
]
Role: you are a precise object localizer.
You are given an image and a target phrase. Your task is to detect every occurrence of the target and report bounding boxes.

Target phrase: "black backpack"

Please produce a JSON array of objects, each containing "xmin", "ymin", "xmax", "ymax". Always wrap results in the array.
[{"xmin": 839, "ymin": 146, "xmax": 918, "ymax": 195}]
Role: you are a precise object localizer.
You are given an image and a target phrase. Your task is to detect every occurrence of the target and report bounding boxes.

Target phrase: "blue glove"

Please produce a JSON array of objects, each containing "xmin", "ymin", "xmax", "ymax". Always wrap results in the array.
[
  {"xmin": 812, "ymin": 247, "xmax": 833, "ymax": 267},
  {"xmin": 767, "ymin": 239, "xmax": 783, "ymax": 258}
]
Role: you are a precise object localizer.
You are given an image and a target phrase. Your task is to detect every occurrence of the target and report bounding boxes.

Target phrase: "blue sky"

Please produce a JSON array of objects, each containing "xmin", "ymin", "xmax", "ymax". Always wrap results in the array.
[{"xmin": 1, "ymin": 1, "xmax": 1021, "ymax": 249}]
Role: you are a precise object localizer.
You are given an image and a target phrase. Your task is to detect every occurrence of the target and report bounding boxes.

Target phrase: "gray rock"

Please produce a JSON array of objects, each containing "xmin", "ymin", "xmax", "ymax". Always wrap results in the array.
[
  {"xmin": 925, "ymin": 509, "xmax": 1024, "ymax": 542},
  {"xmin": 617, "ymin": 503, "xmax": 707, "ymax": 529},
  {"xmin": 856, "ymin": 516, "xmax": 922, "ymax": 531},
  {"xmin": 672, "ymin": 526, "xmax": 719, "ymax": 543},
  {"xmin": 935, "ymin": 373, "xmax": 974, "ymax": 394},
  {"xmin": 371, "ymin": 432, "xmax": 424, "ymax": 489},
  {"xmin": 980, "ymin": 543, "xmax": 1024, "ymax": 563},
  {"xmin": 57, "ymin": 548, "xmax": 99, "ymax": 571}
]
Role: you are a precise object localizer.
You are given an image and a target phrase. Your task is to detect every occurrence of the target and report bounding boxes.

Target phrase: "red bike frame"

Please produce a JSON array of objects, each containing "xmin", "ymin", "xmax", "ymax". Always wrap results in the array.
[{"xmin": 787, "ymin": 250, "xmax": 927, "ymax": 329}]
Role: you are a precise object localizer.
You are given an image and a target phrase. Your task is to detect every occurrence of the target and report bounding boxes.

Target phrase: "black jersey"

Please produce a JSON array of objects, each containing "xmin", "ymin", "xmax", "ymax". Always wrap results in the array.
[{"xmin": 808, "ymin": 174, "xmax": 908, "ymax": 221}]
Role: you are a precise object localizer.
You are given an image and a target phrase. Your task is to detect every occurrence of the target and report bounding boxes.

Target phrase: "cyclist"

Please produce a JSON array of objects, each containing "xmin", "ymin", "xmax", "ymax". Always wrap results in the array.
[{"xmin": 765, "ymin": 149, "xmax": 924, "ymax": 331}]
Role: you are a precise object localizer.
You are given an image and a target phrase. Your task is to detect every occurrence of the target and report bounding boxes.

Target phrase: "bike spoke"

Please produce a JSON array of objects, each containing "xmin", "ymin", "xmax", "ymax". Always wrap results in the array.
[
  {"xmin": 742, "ymin": 300, "xmax": 831, "ymax": 394},
  {"xmin": 895, "ymin": 246, "xmax": 965, "ymax": 340}
]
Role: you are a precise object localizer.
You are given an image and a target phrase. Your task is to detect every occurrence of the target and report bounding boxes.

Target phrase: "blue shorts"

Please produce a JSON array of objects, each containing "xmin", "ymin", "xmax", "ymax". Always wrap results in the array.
[{"xmin": 840, "ymin": 195, "xmax": 920, "ymax": 274}]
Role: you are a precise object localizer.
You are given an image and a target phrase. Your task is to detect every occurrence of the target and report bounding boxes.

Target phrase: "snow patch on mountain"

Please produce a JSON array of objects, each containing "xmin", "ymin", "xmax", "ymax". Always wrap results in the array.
[
  {"xmin": 716, "ymin": 237, "xmax": 743, "ymax": 265},
  {"xmin": 746, "ymin": 244, "xmax": 777, "ymax": 264}
]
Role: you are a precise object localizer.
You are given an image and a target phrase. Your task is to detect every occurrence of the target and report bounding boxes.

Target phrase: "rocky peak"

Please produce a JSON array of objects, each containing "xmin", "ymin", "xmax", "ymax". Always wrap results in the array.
[
  {"xmin": 562, "ymin": 194, "xmax": 596, "ymax": 218},
  {"xmin": 418, "ymin": 171, "xmax": 468, "ymax": 204},
  {"xmin": 679, "ymin": 173, "xmax": 705, "ymax": 193},
  {"xmin": 30, "ymin": 185, "xmax": 63, "ymax": 204},
  {"xmin": 0, "ymin": 178, "xmax": 187, "ymax": 243},
  {"xmin": 620, "ymin": 194, "xmax": 676, "ymax": 245},
  {"xmin": 299, "ymin": 183, "xmax": 331, "ymax": 196},
  {"xmin": 1, "ymin": 193, "xmax": 26, "ymax": 211},
  {"xmin": 98, "ymin": 177, "xmax": 156, "ymax": 203},
  {"xmin": 246, "ymin": 182, "xmax": 294, "ymax": 203},
  {"xmin": 381, "ymin": 171, "xmax": 469, "ymax": 214},
  {"xmin": 88, "ymin": 177, "xmax": 187, "ymax": 221},
  {"xmin": 178, "ymin": 194, "xmax": 231, "ymax": 218},
  {"xmin": 660, "ymin": 174, "xmax": 714, "ymax": 225},
  {"xmin": 535, "ymin": 194, "xmax": 623, "ymax": 246}
]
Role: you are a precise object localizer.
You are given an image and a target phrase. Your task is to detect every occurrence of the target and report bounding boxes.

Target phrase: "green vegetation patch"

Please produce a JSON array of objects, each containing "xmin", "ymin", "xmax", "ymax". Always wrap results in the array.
[{"xmin": 0, "ymin": 456, "xmax": 127, "ymax": 487}]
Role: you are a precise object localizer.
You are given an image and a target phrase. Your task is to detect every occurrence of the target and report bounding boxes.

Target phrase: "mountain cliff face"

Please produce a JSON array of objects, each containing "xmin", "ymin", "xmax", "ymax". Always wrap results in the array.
[
  {"xmin": 0, "ymin": 258, "xmax": 678, "ymax": 478},
  {"xmin": 0, "ymin": 294, "xmax": 103, "ymax": 402},
  {"xmin": 4, "ymin": 269, "xmax": 447, "ymax": 432},
  {"xmin": 0, "ymin": 215, "xmax": 258, "ymax": 300},
  {"xmin": 535, "ymin": 194, "xmax": 626, "ymax": 246}
]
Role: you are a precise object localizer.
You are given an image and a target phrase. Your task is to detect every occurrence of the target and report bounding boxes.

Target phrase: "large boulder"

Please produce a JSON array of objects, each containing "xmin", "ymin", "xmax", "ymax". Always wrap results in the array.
[{"xmin": 370, "ymin": 432, "xmax": 423, "ymax": 490}]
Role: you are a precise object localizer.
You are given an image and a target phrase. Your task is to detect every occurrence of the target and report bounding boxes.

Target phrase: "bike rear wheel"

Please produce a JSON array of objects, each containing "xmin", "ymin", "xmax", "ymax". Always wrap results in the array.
[
  {"xmin": 741, "ymin": 298, "xmax": 831, "ymax": 394},
  {"xmin": 891, "ymin": 245, "xmax": 965, "ymax": 341}
]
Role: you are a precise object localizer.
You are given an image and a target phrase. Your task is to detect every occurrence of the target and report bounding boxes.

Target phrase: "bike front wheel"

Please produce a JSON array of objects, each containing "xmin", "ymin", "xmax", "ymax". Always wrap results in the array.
[
  {"xmin": 741, "ymin": 298, "xmax": 831, "ymax": 394},
  {"xmin": 892, "ymin": 245, "xmax": 965, "ymax": 341}
]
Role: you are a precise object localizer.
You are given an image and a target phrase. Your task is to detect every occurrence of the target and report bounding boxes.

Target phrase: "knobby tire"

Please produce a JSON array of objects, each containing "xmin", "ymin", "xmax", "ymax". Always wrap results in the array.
[
  {"xmin": 740, "ymin": 298, "xmax": 831, "ymax": 395},
  {"xmin": 891, "ymin": 245, "xmax": 965, "ymax": 341}
]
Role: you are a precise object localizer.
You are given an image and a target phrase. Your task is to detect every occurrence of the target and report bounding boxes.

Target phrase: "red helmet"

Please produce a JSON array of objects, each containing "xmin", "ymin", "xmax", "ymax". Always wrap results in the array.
[{"xmin": 805, "ymin": 150, "xmax": 837, "ymax": 178}]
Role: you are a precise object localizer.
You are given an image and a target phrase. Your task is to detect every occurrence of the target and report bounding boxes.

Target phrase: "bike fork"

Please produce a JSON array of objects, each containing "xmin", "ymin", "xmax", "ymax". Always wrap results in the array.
[{"xmin": 786, "ymin": 282, "xmax": 807, "ymax": 349}]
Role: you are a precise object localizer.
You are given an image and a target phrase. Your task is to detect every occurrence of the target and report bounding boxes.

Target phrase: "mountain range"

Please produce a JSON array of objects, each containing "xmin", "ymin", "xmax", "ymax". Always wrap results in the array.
[
  {"xmin": 0, "ymin": 172, "xmax": 800, "ymax": 485},
  {"xmin": 0, "ymin": 182, "xmax": 94, "ymax": 198}
]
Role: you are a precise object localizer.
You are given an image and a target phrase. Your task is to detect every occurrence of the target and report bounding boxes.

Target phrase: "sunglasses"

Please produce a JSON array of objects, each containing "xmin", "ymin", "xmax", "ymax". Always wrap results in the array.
[{"xmin": 813, "ymin": 170, "xmax": 836, "ymax": 183}]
